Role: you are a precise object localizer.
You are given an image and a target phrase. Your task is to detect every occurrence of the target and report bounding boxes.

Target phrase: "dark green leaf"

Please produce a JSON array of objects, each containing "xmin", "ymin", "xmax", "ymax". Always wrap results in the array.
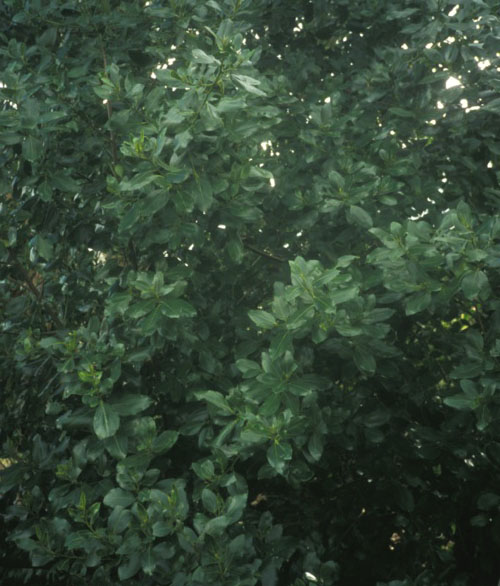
[
  {"xmin": 23, "ymin": 136, "xmax": 43, "ymax": 162},
  {"xmin": 405, "ymin": 291, "xmax": 431, "ymax": 315},
  {"xmin": 348, "ymin": 205, "xmax": 373, "ymax": 229},
  {"xmin": 194, "ymin": 390, "xmax": 232, "ymax": 413},
  {"xmin": 152, "ymin": 430, "xmax": 179, "ymax": 454},
  {"xmin": 443, "ymin": 395, "xmax": 477, "ymax": 410},
  {"xmin": 267, "ymin": 442, "xmax": 292, "ymax": 474},
  {"xmin": 103, "ymin": 488, "xmax": 135, "ymax": 508},
  {"xmin": 201, "ymin": 488, "xmax": 218, "ymax": 514},
  {"xmin": 461, "ymin": 271, "xmax": 488, "ymax": 300},
  {"xmin": 118, "ymin": 552, "xmax": 141, "ymax": 580},
  {"xmin": 109, "ymin": 394, "xmax": 152, "ymax": 416},
  {"xmin": 248, "ymin": 309, "xmax": 277, "ymax": 329},
  {"xmin": 93, "ymin": 401, "xmax": 120, "ymax": 439},
  {"xmin": 159, "ymin": 298, "xmax": 196, "ymax": 318},
  {"xmin": 353, "ymin": 347, "xmax": 376, "ymax": 374}
]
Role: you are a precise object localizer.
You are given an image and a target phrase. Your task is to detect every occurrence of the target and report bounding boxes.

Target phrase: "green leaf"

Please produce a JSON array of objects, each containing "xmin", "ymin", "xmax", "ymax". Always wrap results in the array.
[
  {"xmin": 192, "ymin": 48, "xmax": 220, "ymax": 65},
  {"xmin": 235, "ymin": 358, "xmax": 261, "ymax": 377},
  {"xmin": 460, "ymin": 379, "xmax": 478, "ymax": 398},
  {"xmin": 109, "ymin": 394, "xmax": 152, "ymax": 416},
  {"xmin": 23, "ymin": 136, "xmax": 43, "ymax": 162},
  {"xmin": 104, "ymin": 434, "xmax": 128, "ymax": 460},
  {"xmin": 152, "ymin": 520, "xmax": 174, "ymax": 537},
  {"xmin": 201, "ymin": 488, "xmax": 218, "ymax": 514},
  {"xmin": 248, "ymin": 309, "xmax": 277, "ymax": 329},
  {"xmin": 159, "ymin": 298, "xmax": 196, "ymax": 318},
  {"xmin": 330, "ymin": 286, "xmax": 359, "ymax": 304},
  {"xmin": 93, "ymin": 401, "xmax": 120, "ymax": 439},
  {"xmin": 259, "ymin": 393, "xmax": 281, "ymax": 416},
  {"xmin": 477, "ymin": 492, "xmax": 500, "ymax": 510},
  {"xmin": 405, "ymin": 291, "xmax": 431, "ymax": 315},
  {"xmin": 227, "ymin": 238, "xmax": 244, "ymax": 263},
  {"xmin": 127, "ymin": 299, "xmax": 156, "ymax": 319},
  {"xmin": 35, "ymin": 235, "xmax": 53, "ymax": 261},
  {"xmin": 232, "ymin": 74, "xmax": 266, "ymax": 96},
  {"xmin": 461, "ymin": 270, "xmax": 488, "ymax": 299},
  {"xmin": 353, "ymin": 347, "xmax": 376, "ymax": 374},
  {"xmin": 470, "ymin": 514, "xmax": 489, "ymax": 527},
  {"xmin": 194, "ymin": 390, "xmax": 232, "ymax": 413},
  {"xmin": 364, "ymin": 409, "xmax": 391, "ymax": 428},
  {"xmin": 141, "ymin": 305, "xmax": 163, "ymax": 335},
  {"xmin": 119, "ymin": 172, "xmax": 161, "ymax": 192},
  {"xmin": 142, "ymin": 547, "xmax": 156, "ymax": 576},
  {"xmin": 194, "ymin": 177, "xmax": 213, "ymax": 212},
  {"xmin": 308, "ymin": 432, "xmax": 324, "ymax": 461},
  {"xmin": 443, "ymin": 395, "xmax": 477, "ymax": 410},
  {"xmin": 348, "ymin": 205, "xmax": 373, "ymax": 229},
  {"xmin": 173, "ymin": 129, "xmax": 192, "ymax": 152},
  {"xmin": 267, "ymin": 441, "xmax": 292, "ymax": 474},
  {"xmin": 225, "ymin": 493, "xmax": 247, "ymax": 522},
  {"xmin": 192, "ymin": 459, "xmax": 214, "ymax": 480},
  {"xmin": 388, "ymin": 106, "xmax": 415, "ymax": 117},
  {"xmin": 216, "ymin": 96, "xmax": 247, "ymax": 113},
  {"xmin": 335, "ymin": 323, "xmax": 363, "ymax": 337},
  {"xmin": 106, "ymin": 292, "xmax": 132, "ymax": 316},
  {"xmin": 51, "ymin": 173, "xmax": 81, "ymax": 192},
  {"xmin": 152, "ymin": 430, "xmax": 179, "ymax": 454},
  {"xmin": 483, "ymin": 97, "xmax": 500, "ymax": 113},
  {"xmin": 31, "ymin": 548, "xmax": 55, "ymax": 567},
  {"xmin": 450, "ymin": 363, "xmax": 484, "ymax": 379},
  {"xmin": 204, "ymin": 515, "xmax": 230, "ymax": 536},
  {"xmin": 118, "ymin": 552, "xmax": 141, "ymax": 580},
  {"xmin": 108, "ymin": 507, "xmax": 133, "ymax": 534},
  {"xmin": 103, "ymin": 488, "xmax": 135, "ymax": 508},
  {"xmin": 119, "ymin": 204, "xmax": 142, "ymax": 233},
  {"xmin": 269, "ymin": 331, "xmax": 293, "ymax": 357}
]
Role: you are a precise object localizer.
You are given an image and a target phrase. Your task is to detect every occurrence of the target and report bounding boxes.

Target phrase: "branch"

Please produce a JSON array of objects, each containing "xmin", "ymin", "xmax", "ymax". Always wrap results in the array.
[
  {"xmin": 243, "ymin": 241, "xmax": 287, "ymax": 263},
  {"xmin": 8, "ymin": 266, "xmax": 64, "ymax": 330}
]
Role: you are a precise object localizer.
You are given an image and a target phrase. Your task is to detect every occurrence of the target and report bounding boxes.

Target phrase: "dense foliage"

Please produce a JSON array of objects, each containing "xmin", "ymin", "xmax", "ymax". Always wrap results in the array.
[{"xmin": 2, "ymin": 0, "xmax": 500, "ymax": 584}]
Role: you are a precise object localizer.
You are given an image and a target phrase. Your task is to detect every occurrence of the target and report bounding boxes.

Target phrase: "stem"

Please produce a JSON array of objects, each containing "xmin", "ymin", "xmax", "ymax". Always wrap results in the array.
[
  {"xmin": 188, "ymin": 66, "xmax": 224, "ymax": 131},
  {"xmin": 243, "ymin": 241, "xmax": 287, "ymax": 263}
]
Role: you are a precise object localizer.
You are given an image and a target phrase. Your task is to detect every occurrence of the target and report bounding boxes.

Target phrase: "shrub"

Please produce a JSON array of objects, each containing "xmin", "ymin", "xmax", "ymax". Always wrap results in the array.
[{"xmin": 2, "ymin": 1, "xmax": 500, "ymax": 584}]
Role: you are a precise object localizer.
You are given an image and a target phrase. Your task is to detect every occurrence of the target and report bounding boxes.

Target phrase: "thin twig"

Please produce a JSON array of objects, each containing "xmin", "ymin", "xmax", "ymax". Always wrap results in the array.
[
  {"xmin": 8, "ymin": 267, "xmax": 64, "ymax": 330},
  {"xmin": 243, "ymin": 241, "xmax": 287, "ymax": 263}
]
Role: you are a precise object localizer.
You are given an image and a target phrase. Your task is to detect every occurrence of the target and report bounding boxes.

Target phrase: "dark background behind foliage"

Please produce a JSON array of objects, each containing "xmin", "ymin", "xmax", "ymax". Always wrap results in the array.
[{"xmin": 2, "ymin": 0, "xmax": 500, "ymax": 584}]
